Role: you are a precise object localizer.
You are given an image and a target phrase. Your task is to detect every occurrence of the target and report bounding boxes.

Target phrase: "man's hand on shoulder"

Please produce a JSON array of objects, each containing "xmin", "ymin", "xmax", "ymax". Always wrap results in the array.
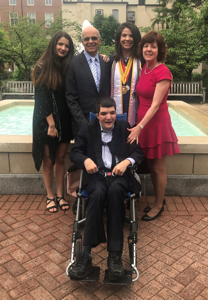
[
  {"xmin": 112, "ymin": 159, "xmax": 131, "ymax": 176},
  {"xmin": 84, "ymin": 158, "xmax": 98, "ymax": 174}
]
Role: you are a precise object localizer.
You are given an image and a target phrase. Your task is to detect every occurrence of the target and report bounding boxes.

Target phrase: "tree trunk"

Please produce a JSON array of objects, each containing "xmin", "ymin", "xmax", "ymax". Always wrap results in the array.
[{"xmin": 186, "ymin": 69, "xmax": 193, "ymax": 81}]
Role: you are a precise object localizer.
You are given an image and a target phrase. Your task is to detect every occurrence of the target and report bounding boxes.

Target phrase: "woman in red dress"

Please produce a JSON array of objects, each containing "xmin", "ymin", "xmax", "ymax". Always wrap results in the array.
[{"xmin": 127, "ymin": 31, "xmax": 180, "ymax": 221}]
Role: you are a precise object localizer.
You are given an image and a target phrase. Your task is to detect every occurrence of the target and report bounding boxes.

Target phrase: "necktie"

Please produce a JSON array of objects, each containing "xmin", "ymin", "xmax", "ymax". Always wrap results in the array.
[
  {"xmin": 90, "ymin": 57, "xmax": 98, "ymax": 90},
  {"xmin": 102, "ymin": 141, "xmax": 116, "ymax": 170}
]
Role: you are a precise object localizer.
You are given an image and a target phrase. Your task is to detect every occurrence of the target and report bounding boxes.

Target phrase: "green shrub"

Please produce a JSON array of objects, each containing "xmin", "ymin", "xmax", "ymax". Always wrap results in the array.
[{"xmin": 13, "ymin": 68, "xmax": 28, "ymax": 81}]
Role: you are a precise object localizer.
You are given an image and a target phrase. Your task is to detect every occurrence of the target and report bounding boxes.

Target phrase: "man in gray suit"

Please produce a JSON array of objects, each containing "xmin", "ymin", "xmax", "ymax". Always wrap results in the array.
[{"xmin": 65, "ymin": 26, "xmax": 111, "ymax": 136}]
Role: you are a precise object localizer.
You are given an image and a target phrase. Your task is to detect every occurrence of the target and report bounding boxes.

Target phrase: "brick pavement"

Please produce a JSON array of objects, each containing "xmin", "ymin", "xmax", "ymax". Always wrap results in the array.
[{"xmin": 0, "ymin": 194, "xmax": 208, "ymax": 299}]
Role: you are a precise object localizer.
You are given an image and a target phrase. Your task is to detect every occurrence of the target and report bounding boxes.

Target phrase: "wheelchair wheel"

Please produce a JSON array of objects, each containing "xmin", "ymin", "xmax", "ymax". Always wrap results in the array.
[{"xmin": 75, "ymin": 241, "xmax": 82, "ymax": 257}]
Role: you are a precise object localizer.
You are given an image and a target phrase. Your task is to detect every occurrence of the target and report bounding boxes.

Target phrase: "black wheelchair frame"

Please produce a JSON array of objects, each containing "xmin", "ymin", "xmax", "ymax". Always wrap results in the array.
[{"xmin": 66, "ymin": 168, "xmax": 140, "ymax": 284}]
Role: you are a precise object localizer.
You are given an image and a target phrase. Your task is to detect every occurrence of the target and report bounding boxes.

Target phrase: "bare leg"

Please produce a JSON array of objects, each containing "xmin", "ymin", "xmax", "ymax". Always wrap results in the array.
[
  {"xmin": 54, "ymin": 143, "xmax": 69, "ymax": 210},
  {"xmin": 43, "ymin": 144, "xmax": 57, "ymax": 212},
  {"xmin": 146, "ymin": 156, "xmax": 167, "ymax": 217}
]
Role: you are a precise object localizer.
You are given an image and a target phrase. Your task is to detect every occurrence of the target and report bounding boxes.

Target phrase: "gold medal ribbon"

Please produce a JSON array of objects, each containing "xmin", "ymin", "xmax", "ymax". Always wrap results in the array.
[{"xmin": 118, "ymin": 57, "xmax": 133, "ymax": 85}]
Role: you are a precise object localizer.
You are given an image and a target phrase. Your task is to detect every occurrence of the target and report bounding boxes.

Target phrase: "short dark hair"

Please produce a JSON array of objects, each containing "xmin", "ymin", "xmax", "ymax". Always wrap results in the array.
[
  {"xmin": 114, "ymin": 22, "xmax": 141, "ymax": 62},
  {"xmin": 138, "ymin": 30, "xmax": 167, "ymax": 62},
  {"xmin": 96, "ymin": 97, "xmax": 116, "ymax": 113}
]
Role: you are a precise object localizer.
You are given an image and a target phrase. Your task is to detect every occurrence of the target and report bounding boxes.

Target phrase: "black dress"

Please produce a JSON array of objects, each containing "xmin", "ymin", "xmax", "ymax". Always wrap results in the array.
[{"xmin": 32, "ymin": 69, "xmax": 73, "ymax": 171}]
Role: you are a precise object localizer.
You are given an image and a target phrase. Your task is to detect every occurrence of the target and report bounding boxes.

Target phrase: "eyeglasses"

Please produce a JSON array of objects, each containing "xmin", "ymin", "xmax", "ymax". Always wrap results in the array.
[{"xmin": 83, "ymin": 36, "xmax": 98, "ymax": 42}]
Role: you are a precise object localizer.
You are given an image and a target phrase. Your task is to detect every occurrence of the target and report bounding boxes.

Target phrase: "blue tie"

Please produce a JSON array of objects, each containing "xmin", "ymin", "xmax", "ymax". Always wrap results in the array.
[{"xmin": 90, "ymin": 57, "xmax": 98, "ymax": 90}]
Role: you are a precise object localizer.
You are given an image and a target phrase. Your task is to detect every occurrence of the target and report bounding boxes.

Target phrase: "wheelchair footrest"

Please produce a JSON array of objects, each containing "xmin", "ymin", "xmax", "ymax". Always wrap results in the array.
[
  {"xmin": 70, "ymin": 266, "xmax": 100, "ymax": 282},
  {"xmin": 103, "ymin": 269, "xmax": 132, "ymax": 285}
]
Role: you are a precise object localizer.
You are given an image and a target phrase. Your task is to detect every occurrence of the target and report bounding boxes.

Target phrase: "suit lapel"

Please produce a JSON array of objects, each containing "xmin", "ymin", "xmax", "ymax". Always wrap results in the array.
[
  {"xmin": 79, "ymin": 52, "xmax": 98, "ymax": 92},
  {"xmin": 99, "ymin": 54, "xmax": 105, "ymax": 93},
  {"xmin": 109, "ymin": 120, "xmax": 121, "ymax": 156},
  {"xmin": 88, "ymin": 119, "xmax": 105, "ymax": 169}
]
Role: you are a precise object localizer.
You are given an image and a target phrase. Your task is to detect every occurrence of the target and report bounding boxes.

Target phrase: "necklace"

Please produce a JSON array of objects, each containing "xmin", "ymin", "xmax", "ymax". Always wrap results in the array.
[{"xmin": 144, "ymin": 63, "xmax": 159, "ymax": 75}]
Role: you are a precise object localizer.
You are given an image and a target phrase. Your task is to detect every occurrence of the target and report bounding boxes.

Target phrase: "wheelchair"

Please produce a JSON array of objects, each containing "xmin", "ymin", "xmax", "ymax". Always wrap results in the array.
[{"xmin": 66, "ymin": 112, "xmax": 141, "ymax": 285}]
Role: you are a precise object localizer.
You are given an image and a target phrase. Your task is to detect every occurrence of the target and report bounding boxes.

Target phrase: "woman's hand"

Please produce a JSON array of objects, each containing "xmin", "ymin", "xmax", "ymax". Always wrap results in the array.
[
  {"xmin": 127, "ymin": 125, "xmax": 141, "ymax": 144},
  {"xmin": 47, "ymin": 125, "xmax": 58, "ymax": 138},
  {"xmin": 100, "ymin": 54, "xmax": 109, "ymax": 63}
]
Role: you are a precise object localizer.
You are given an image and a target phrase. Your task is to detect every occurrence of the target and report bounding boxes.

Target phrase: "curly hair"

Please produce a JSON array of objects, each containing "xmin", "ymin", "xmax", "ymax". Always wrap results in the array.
[
  {"xmin": 32, "ymin": 31, "xmax": 74, "ymax": 90},
  {"xmin": 114, "ymin": 22, "xmax": 141, "ymax": 62},
  {"xmin": 138, "ymin": 30, "xmax": 167, "ymax": 62}
]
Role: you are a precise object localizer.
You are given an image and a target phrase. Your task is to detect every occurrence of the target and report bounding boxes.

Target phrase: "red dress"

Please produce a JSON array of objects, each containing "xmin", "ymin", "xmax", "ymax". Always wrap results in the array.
[{"xmin": 136, "ymin": 63, "xmax": 180, "ymax": 159}]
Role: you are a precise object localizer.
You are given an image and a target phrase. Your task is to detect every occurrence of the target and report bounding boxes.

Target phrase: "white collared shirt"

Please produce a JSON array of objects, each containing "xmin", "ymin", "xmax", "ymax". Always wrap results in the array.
[{"xmin": 100, "ymin": 124, "xmax": 135, "ymax": 169}]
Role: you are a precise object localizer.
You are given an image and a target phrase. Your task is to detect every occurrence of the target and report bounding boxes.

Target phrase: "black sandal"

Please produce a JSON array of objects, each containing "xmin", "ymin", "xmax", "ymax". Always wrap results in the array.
[
  {"xmin": 57, "ymin": 196, "xmax": 69, "ymax": 211},
  {"xmin": 46, "ymin": 197, "xmax": 58, "ymax": 213}
]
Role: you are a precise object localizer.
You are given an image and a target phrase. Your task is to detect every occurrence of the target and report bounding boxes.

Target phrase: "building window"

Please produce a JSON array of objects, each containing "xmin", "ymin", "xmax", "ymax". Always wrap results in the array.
[
  {"xmin": 45, "ymin": 0, "xmax": 52, "ymax": 5},
  {"xmin": 10, "ymin": 12, "xmax": 18, "ymax": 25},
  {"xmin": 27, "ymin": 0, "xmax": 34, "ymax": 5},
  {"xmin": 9, "ymin": 0, "xmax": 16, "ymax": 5},
  {"xmin": 112, "ymin": 9, "xmax": 119, "ymax": 21},
  {"xmin": 139, "ymin": 0, "xmax": 145, "ymax": 4},
  {"xmin": 45, "ymin": 13, "xmax": 54, "ymax": 27},
  {"xmin": 95, "ymin": 9, "xmax": 103, "ymax": 15},
  {"xmin": 28, "ymin": 13, "xmax": 36, "ymax": 24},
  {"xmin": 127, "ymin": 12, "xmax": 135, "ymax": 23}
]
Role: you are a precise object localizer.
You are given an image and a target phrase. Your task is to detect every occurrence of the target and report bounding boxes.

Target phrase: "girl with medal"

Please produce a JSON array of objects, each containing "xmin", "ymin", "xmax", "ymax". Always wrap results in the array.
[{"xmin": 110, "ymin": 22, "xmax": 142, "ymax": 127}]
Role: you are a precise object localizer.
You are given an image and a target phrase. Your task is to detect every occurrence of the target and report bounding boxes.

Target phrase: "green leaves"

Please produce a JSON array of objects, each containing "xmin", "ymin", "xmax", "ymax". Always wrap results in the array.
[
  {"xmin": 93, "ymin": 14, "xmax": 120, "ymax": 47},
  {"xmin": 153, "ymin": 0, "xmax": 208, "ymax": 81},
  {"xmin": 0, "ymin": 14, "xmax": 78, "ymax": 80}
]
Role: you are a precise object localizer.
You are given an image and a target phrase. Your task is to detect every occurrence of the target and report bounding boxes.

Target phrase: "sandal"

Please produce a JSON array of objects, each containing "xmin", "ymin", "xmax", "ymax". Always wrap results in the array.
[
  {"xmin": 57, "ymin": 196, "xmax": 69, "ymax": 211},
  {"xmin": 46, "ymin": 197, "xmax": 58, "ymax": 213}
]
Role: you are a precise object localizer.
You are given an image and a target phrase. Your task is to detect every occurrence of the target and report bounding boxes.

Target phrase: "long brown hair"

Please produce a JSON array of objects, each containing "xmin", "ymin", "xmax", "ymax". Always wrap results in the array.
[
  {"xmin": 32, "ymin": 31, "xmax": 74, "ymax": 90},
  {"xmin": 114, "ymin": 22, "xmax": 141, "ymax": 62}
]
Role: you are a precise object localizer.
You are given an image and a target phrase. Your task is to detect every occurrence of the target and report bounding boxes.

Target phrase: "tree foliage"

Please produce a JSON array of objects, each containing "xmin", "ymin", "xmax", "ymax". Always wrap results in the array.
[
  {"xmin": 93, "ymin": 14, "xmax": 120, "ymax": 46},
  {"xmin": 99, "ymin": 44, "xmax": 115, "ymax": 57},
  {"xmin": 161, "ymin": 4, "xmax": 208, "ymax": 80},
  {"xmin": 0, "ymin": 12, "xmax": 78, "ymax": 80},
  {"xmin": 152, "ymin": 0, "xmax": 206, "ymax": 26},
  {"xmin": 152, "ymin": 0, "xmax": 172, "ymax": 29},
  {"xmin": 171, "ymin": 0, "xmax": 206, "ymax": 20},
  {"xmin": 149, "ymin": 0, "xmax": 208, "ymax": 81}
]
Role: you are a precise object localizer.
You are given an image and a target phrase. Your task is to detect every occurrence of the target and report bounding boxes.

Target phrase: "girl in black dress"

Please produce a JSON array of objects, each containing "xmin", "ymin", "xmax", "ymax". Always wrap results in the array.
[{"xmin": 32, "ymin": 31, "xmax": 74, "ymax": 213}]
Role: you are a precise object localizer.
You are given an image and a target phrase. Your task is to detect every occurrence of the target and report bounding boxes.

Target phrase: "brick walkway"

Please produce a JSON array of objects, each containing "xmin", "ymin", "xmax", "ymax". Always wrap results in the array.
[{"xmin": 1, "ymin": 195, "xmax": 208, "ymax": 299}]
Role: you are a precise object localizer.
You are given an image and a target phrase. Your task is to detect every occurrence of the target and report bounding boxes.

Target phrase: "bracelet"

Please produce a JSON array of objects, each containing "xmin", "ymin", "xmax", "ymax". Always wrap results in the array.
[{"xmin": 138, "ymin": 124, "xmax": 143, "ymax": 130}]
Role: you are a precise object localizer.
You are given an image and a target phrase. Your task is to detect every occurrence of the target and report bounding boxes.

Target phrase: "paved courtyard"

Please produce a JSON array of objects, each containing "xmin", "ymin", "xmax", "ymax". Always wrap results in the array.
[
  {"xmin": 191, "ymin": 103, "xmax": 208, "ymax": 114},
  {"xmin": 1, "ymin": 195, "xmax": 208, "ymax": 299}
]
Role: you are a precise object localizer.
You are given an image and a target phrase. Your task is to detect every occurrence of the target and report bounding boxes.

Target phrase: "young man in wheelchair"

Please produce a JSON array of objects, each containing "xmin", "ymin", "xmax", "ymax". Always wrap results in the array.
[{"xmin": 69, "ymin": 97, "xmax": 144, "ymax": 281}]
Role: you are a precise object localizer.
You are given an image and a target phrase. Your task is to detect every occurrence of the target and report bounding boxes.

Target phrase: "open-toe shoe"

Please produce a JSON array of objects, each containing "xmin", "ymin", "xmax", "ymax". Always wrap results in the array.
[
  {"xmin": 57, "ymin": 196, "xmax": 69, "ymax": 211},
  {"xmin": 46, "ymin": 197, "xmax": 58, "ymax": 213}
]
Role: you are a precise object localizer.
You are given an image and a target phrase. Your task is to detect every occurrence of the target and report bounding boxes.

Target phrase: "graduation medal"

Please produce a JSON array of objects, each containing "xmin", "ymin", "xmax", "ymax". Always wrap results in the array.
[
  {"xmin": 118, "ymin": 57, "xmax": 133, "ymax": 94},
  {"xmin": 122, "ymin": 85, "xmax": 130, "ymax": 94}
]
